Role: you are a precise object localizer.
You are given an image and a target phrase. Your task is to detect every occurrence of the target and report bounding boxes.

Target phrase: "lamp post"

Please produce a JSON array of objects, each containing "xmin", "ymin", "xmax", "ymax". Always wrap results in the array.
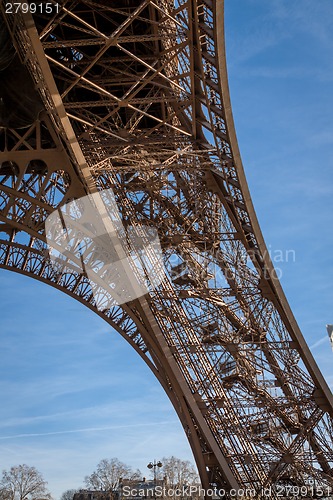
[{"xmin": 147, "ymin": 460, "xmax": 163, "ymax": 500}]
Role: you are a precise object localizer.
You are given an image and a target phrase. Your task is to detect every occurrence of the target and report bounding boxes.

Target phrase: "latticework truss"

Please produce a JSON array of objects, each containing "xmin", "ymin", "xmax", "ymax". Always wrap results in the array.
[{"xmin": 0, "ymin": 0, "xmax": 332, "ymax": 496}]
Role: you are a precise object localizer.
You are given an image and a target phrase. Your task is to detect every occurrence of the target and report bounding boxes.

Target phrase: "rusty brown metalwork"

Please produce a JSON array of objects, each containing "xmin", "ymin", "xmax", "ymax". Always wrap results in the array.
[{"xmin": 0, "ymin": 0, "xmax": 332, "ymax": 496}]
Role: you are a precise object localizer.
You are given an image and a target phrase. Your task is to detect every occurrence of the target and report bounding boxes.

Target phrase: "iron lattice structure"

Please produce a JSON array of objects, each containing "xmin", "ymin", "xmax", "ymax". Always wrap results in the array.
[{"xmin": 0, "ymin": 0, "xmax": 333, "ymax": 496}]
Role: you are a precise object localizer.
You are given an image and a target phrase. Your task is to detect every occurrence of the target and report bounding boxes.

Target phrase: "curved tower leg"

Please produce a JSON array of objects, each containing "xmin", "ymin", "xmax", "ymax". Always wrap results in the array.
[{"xmin": 0, "ymin": 1, "xmax": 332, "ymax": 495}]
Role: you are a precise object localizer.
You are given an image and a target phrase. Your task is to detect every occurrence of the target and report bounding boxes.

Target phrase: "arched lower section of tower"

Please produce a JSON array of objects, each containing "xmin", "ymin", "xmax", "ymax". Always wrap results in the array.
[{"xmin": 0, "ymin": 1, "xmax": 332, "ymax": 495}]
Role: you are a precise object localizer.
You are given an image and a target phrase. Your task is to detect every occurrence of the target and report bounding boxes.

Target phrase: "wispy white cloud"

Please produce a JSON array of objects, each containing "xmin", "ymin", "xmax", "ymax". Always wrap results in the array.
[
  {"xmin": 0, "ymin": 394, "xmax": 175, "ymax": 430},
  {"xmin": 310, "ymin": 336, "xmax": 330, "ymax": 350},
  {"xmin": 270, "ymin": 0, "xmax": 333, "ymax": 46},
  {"xmin": 0, "ymin": 420, "xmax": 178, "ymax": 441},
  {"xmin": 227, "ymin": 0, "xmax": 333, "ymax": 84},
  {"xmin": 236, "ymin": 64, "xmax": 333, "ymax": 82}
]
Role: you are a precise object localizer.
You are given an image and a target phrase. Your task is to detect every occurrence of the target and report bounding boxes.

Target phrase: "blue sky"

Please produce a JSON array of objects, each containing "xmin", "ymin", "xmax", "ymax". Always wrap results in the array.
[{"xmin": 1, "ymin": 1, "xmax": 333, "ymax": 498}]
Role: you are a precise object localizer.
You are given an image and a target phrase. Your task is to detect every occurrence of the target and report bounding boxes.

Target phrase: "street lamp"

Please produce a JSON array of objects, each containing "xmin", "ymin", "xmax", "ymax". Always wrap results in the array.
[{"xmin": 147, "ymin": 460, "xmax": 163, "ymax": 499}]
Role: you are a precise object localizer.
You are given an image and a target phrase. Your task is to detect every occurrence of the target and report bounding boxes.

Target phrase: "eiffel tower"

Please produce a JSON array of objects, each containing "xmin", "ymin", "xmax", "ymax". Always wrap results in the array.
[{"xmin": 0, "ymin": 1, "xmax": 332, "ymax": 496}]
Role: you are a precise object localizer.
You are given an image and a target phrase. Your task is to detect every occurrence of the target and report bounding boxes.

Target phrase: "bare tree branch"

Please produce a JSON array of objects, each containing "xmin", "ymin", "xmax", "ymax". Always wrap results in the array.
[
  {"xmin": 84, "ymin": 458, "xmax": 142, "ymax": 491},
  {"xmin": 0, "ymin": 465, "xmax": 51, "ymax": 500}
]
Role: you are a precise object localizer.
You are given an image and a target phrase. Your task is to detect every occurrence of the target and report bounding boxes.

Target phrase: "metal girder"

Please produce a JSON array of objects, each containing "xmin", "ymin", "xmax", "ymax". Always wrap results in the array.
[{"xmin": 0, "ymin": 0, "xmax": 332, "ymax": 496}]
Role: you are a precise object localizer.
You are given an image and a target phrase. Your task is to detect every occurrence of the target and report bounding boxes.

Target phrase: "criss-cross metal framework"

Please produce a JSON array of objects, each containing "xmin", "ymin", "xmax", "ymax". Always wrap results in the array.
[{"xmin": 0, "ymin": 0, "xmax": 332, "ymax": 496}]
